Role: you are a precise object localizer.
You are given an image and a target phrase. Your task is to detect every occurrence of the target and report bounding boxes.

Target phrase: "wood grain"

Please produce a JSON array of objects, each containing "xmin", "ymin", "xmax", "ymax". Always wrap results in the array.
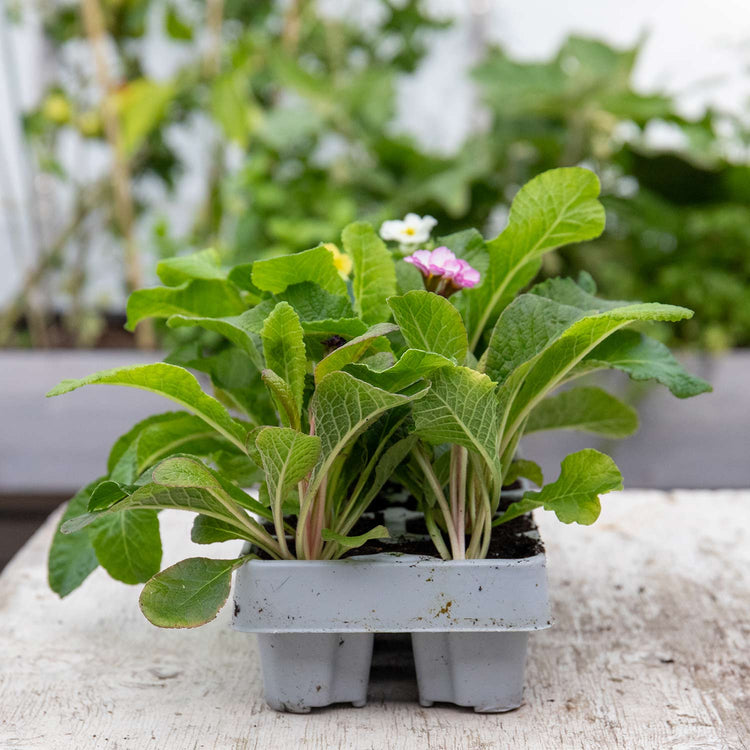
[{"xmin": 1, "ymin": 490, "xmax": 748, "ymax": 749}]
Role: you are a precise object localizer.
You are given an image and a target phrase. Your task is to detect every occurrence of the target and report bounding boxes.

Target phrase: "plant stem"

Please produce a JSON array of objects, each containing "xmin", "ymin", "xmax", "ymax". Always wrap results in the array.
[
  {"xmin": 412, "ymin": 446, "xmax": 459, "ymax": 557},
  {"xmin": 424, "ymin": 507, "xmax": 451, "ymax": 561},
  {"xmin": 451, "ymin": 445, "xmax": 468, "ymax": 560}
]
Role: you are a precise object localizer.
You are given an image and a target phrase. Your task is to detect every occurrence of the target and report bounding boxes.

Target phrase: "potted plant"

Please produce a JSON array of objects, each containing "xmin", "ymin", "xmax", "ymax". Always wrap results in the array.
[{"xmin": 47, "ymin": 167, "xmax": 710, "ymax": 712}]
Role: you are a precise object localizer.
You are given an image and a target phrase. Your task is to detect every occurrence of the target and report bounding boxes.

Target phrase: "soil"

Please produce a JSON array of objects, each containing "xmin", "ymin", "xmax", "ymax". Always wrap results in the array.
[{"xmin": 348, "ymin": 513, "xmax": 542, "ymax": 560}]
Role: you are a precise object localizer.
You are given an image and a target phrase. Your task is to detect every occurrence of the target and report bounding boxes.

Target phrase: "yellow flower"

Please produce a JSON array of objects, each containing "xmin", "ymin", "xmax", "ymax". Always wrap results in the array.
[{"xmin": 325, "ymin": 243, "xmax": 352, "ymax": 278}]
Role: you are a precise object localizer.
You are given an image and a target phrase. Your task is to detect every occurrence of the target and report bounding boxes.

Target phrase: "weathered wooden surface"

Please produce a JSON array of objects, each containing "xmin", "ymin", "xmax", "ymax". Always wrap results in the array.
[{"xmin": 1, "ymin": 490, "xmax": 748, "ymax": 749}]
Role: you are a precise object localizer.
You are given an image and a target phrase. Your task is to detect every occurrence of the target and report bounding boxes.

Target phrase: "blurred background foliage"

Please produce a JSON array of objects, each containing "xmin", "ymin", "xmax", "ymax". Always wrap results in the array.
[{"xmin": 4, "ymin": 0, "xmax": 750, "ymax": 350}]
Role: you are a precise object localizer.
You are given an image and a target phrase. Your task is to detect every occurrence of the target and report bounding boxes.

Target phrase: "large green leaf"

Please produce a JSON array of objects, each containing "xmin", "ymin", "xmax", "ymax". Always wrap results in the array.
[
  {"xmin": 139, "ymin": 556, "xmax": 246, "ymax": 628},
  {"xmin": 48, "ymin": 480, "xmax": 102, "ymax": 597},
  {"xmin": 309, "ymin": 372, "xmax": 425, "ymax": 487},
  {"xmin": 345, "ymin": 349, "xmax": 453, "ymax": 392},
  {"xmin": 388, "ymin": 290, "xmax": 468, "ymax": 362},
  {"xmin": 126, "ymin": 279, "xmax": 246, "ymax": 331},
  {"xmin": 275, "ymin": 282, "xmax": 354, "ymax": 321},
  {"xmin": 251, "ymin": 245, "xmax": 347, "ymax": 295},
  {"xmin": 90, "ymin": 510, "xmax": 162, "ymax": 585},
  {"xmin": 496, "ymin": 449, "xmax": 623, "ymax": 525},
  {"xmin": 47, "ymin": 363, "xmax": 250, "ymax": 452},
  {"xmin": 411, "ymin": 365, "xmax": 502, "ymax": 487},
  {"xmin": 191, "ymin": 515, "xmax": 247, "ymax": 545},
  {"xmin": 256, "ymin": 427, "xmax": 321, "ymax": 551},
  {"xmin": 108, "ymin": 412, "xmax": 233, "ymax": 484},
  {"xmin": 500, "ymin": 303, "xmax": 695, "ymax": 440},
  {"xmin": 261, "ymin": 302, "xmax": 306, "ymax": 422},
  {"xmin": 526, "ymin": 386, "xmax": 639, "ymax": 438},
  {"xmin": 342, "ymin": 222, "xmax": 397, "ymax": 325},
  {"xmin": 466, "ymin": 167, "xmax": 606, "ymax": 349},
  {"xmin": 579, "ymin": 330, "xmax": 712, "ymax": 398},
  {"xmin": 315, "ymin": 323, "xmax": 396, "ymax": 383},
  {"xmin": 156, "ymin": 248, "xmax": 226, "ymax": 286}
]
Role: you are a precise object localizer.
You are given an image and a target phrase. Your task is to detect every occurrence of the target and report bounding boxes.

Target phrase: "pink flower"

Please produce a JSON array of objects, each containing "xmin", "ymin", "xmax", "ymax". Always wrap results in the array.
[{"xmin": 404, "ymin": 247, "xmax": 480, "ymax": 296}]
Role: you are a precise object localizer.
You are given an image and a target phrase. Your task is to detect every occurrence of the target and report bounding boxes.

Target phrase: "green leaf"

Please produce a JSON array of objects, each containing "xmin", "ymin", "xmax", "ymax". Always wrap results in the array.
[
  {"xmin": 87, "ymin": 480, "xmax": 133, "ymax": 511},
  {"xmin": 483, "ymin": 294, "xmax": 583, "ymax": 384},
  {"xmin": 47, "ymin": 364, "xmax": 250, "ymax": 452},
  {"xmin": 48, "ymin": 480, "xmax": 102, "ymax": 597},
  {"xmin": 256, "ymin": 427, "xmax": 320, "ymax": 545},
  {"xmin": 211, "ymin": 69, "xmax": 258, "ymax": 147},
  {"xmin": 139, "ymin": 557, "xmax": 245, "ymax": 628},
  {"xmin": 315, "ymin": 323, "xmax": 397, "ymax": 383},
  {"xmin": 167, "ymin": 301, "xmax": 275, "ymax": 371},
  {"xmin": 191, "ymin": 515, "xmax": 246, "ymax": 545},
  {"xmin": 411, "ymin": 365, "xmax": 502, "ymax": 488},
  {"xmin": 157, "ymin": 248, "xmax": 225, "ymax": 286},
  {"xmin": 342, "ymin": 222, "xmax": 397, "ymax": 325},
  {"xmin": 500, "ymin": 303, "xmax": 695, "ymax": 440},
  {"xmin": 466, "ymin": 167, "xmax": 606, "ymax": 348},
  {"xmin": 504, "ymin": 459, "xmax": 543, "ymax": 487},
  {"xmin": 388, "ymin": 290, "xmax": 468, "ymax": 362},
  {"xmin": 90, "ymin": 510, "xmax": 162, "ymax": 585},
  {"xmin": 151, "ymin": 456, "xmax": 267, "ymax": 517},
  {"xmin": 355, "ymin": 435, "xmax": 417, "ymax": 509},
  {"xmin": 345, "ymin": 349, "xmax": 453, "ymax": 392},
  {"xmin": 252, "ymin": 245, "xmax": 347, "ymax": 296},
  {"xmin": 275, "ymin": 282, "xmax": 353, "ymax": 321},
  {"xmin": 300, "ymin": 318, "xmax": 369, "ymax": 339},
  {"xmin": 261, "ymin": 369, "xmax": 300, "ymax": 429},
  {"xmin": 108, "ymin": 412, "xmax": 233, "ymax": 485},
  {"xmin": 261, "ymin": 302, "xmax": 306, "ymax": 421},
  {"xmin": 321, "ymin": 525, "xmax": 390, "ymax": 549},
  {"xmin": 496, "ymin": 449, "xmax": 623, "ymax": 525},
  {"xmin": 309, "ymin": 372, "xmax": 426, "ymax": 485},
  {"xmin": 126, "ymin": 279, "xmax": 245, "ymax": 331},
  {"xmin": 580, "ymin": 330, "xmax": 712, "ymax": 399},
  {"xmin": 526, "ymin": 386, "xmax": 639, "ymax": 438}
]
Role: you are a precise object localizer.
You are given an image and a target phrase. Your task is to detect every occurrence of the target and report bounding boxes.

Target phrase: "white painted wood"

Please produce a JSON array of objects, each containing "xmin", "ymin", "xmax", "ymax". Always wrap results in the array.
[{"xmin": 1, "ymin": 491, "xmax": 749, "ymax": 749}]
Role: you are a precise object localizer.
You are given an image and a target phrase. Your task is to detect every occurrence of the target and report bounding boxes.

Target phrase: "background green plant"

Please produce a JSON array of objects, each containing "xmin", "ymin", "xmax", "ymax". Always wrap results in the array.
[{"xmin": 5, "ymin": 0, "xmax": 749, "ymax": 349}]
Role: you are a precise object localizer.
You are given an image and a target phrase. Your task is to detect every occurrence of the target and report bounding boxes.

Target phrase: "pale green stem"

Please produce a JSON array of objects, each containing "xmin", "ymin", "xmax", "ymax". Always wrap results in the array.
[
  {"xmin": 412, "ymin": 446, "xmax": 460, "ymax": 556},
  {"xmin": 424, "ymin": 507, "xmax": 451, "ymax": 561}
]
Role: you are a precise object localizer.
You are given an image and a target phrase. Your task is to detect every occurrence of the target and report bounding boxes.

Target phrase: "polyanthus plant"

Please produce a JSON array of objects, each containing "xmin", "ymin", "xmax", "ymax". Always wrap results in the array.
[{"xmin": 46, "ymin": 167, "xmax": 710, "ymax": 628}]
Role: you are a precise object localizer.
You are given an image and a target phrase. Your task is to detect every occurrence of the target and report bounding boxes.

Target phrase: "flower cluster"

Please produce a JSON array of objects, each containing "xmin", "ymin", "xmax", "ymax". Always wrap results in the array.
[{"xmin": 404, "ymin": 247, "xmax": 480, "ymax": 296}]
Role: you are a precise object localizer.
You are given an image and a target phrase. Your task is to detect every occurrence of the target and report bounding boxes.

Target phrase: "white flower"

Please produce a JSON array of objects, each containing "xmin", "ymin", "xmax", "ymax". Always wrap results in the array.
[{"xmin": 379, "ymin": 213, "xmax": 437, "ymax": 245}]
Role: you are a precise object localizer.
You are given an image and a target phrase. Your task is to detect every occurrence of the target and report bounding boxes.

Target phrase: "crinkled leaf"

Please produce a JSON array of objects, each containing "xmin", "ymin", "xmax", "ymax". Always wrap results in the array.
[
  {"xmin": 275, "ymin": 282, "xmax": 353, "ymax": 321},
  {"xmin": 412, "ymin": 365, "xmax": 502, "ymax": 488},
  {"xmin": 310, "ymin": 372, "xmax": 426, "ymax": 485},
  {"xmin": 261, "ymin": 369, "xmax": 300, "ymax": 429},
  {"xmin": 342, "ymin": 222, "xmax": 397, "ymax": 325},
  {"xmin": 48, "ymin": 480, "xmax": 102, "ymax": 597},
  {"xmin": 261, "ymin": 302, "xmax": 306, "ymax": 422},
  {"xmin": 501, "ymin": 303, "xmax": 695, "ymax": 438},
  {"xmin": 139, "ymin": 557, "xmax": 246, "ymax": 628},
  {"xmin": 321, "ymin": 525, "xmax": 390, "ymax": 550},
  {"xmin": 388, "ymin": 290, "xmax": 468, "ymax": 362},
  {"xmin": 345, "ymin": 349, "xmax": 453, "ymax": 392},
  {"xmin": 579, "ymin": 330, "xmax": 712, "ymax": 398},
  {"xmin": 496, "ymin": 449, "xmax": 622, "ymax": 525},
  {"xmin": 90, "ymin": 510, "xmax": 162, "ymax": 585},
  {"xmin": 126, "ymin": 279, "xmax": 245, "ymax": 331},
  {"xmin": 526, "ymin": 386, "xmax": 639, "ymax": 438},
  {"xmin": 315, "ymin": 323, "xmax": 397, "ymax": 383},
  {"xmin": 46, "ymin": 363, "xmax": 250, "ymax": 452},
  {"xmin": 466, "ymin": 167, "xmax": 606, "ymax": 348},
  {"xmin": 252, "ymin": 245, "xmax": 346, "ymax": 295}
]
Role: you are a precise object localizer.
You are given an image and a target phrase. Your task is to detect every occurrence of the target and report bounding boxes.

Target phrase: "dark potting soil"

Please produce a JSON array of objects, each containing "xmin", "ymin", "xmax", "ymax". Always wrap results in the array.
[{"xmin": 347, "ymin": 513, "xmax": 542, "ymax": 560}]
